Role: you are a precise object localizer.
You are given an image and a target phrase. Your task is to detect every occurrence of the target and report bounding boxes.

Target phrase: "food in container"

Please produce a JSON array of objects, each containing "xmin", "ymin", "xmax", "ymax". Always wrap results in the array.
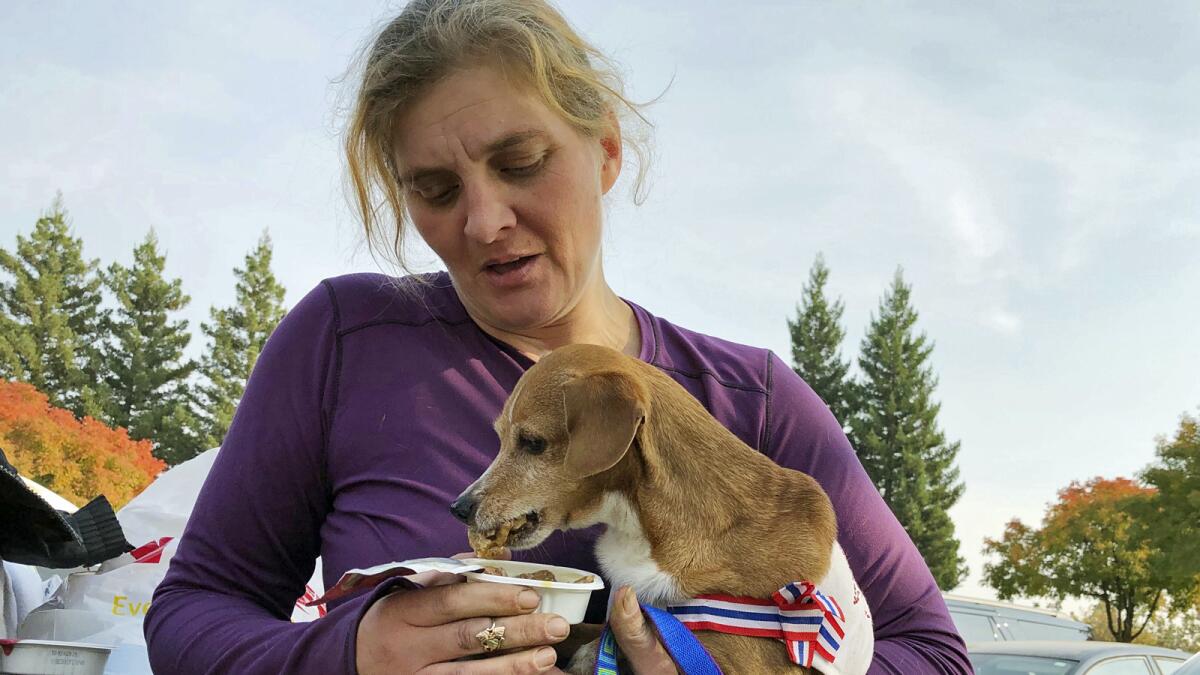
[{"xmin": 459, "ymin": 558, "xmax": 604, "ymax": 624}]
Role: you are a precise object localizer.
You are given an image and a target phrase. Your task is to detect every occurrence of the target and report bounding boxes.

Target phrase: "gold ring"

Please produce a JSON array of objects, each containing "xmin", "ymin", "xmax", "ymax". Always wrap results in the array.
[{"xmin": 475, "ymin": 619, "xmax": 506, "ymax": 653}]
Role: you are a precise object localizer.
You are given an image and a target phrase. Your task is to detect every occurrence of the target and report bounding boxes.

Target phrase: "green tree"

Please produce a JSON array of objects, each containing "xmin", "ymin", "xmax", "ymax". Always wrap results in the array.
[
  {"xmin": 1141, "ymin": 409, "xmax": 1200, "ymax": 608},
  {"xmin": 984, "ymin": 477, "xmax": 1169, "ymax": 642},
  {"xmin": 787, "ymin": 254, "xmax": 855, "ymax": 429},
  {"xmin": 0, "ymin": 196, "xmax": 110, "ymax": 418},
  {"xmin": 103, "ymin": 230, "xmax": 204, "ymax": 463},
  {"xmin": 854, "ymin": 268, "xmax": 966, "ymax": 589},
  {"xmin": 196, "ymin": 232, "xmax": 287, "ymax": 451}
]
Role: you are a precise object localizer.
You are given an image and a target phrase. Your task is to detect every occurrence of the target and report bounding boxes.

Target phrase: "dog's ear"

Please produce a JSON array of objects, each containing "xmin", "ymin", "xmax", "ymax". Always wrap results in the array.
[{"xmin": 562, "ymin": 370, "xmax": 646, "ymax": 478}]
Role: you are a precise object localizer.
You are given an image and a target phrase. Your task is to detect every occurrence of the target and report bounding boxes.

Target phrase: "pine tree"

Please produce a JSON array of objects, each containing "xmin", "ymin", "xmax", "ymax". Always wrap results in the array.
[
  {"xmin": 155, "ymin": 400, "xmax": 209, "ymax": 466},
  {"xmin": 787, "ymin": 254, "xmax": 855, "ymax": 429},
  {"xmin": 103, "ymin": 230, "xmax": 204, "ymax": 463},
  {"xmin": 0, "ymin": 197, "xmax": 111, "ymax": 418},
  {"xmin": 854, "ymin": 268, "xmax": 967, "ymax": 589},
  {"xmin": 196, "ymin": 232, "xmax": 287, "ymax": 451}
]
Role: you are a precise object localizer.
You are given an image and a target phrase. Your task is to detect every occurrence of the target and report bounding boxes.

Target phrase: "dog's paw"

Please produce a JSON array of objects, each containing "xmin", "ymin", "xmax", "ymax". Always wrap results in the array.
[{"xmin": 565, "ymin": 638, "xmax": 601, "ymax": 675}]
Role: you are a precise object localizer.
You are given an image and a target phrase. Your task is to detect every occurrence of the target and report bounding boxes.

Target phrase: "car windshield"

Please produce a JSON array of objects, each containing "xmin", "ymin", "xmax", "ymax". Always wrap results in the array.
[{"xmin": 970, "ymin": 654, "xmax": 1080, "ymax": 675}]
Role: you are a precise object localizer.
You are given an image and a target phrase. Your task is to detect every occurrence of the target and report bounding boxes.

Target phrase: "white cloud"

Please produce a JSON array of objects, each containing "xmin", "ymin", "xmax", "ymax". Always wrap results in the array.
[
  {"xmin": 948, "ymin": 190, "xmax": 1005, "ymax": 262},
  {"xmin": 1166, "ymin": 218, "xmax": 1200, "ymax": 238},
  {"xmin": 797, "ymin": 64, "xmax": 1014, "ymax": 287},
  {"xmin": 982, "ymin": 307, "xmax": 1022, "ymax": 335}
]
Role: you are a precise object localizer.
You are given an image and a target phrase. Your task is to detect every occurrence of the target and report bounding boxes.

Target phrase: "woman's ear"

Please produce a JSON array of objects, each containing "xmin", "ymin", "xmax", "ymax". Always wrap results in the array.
[
  {"xmin": 599, "ymin": 113, "xmax": 623, "ymax": 195},
  {"xmin": 562, "ymin": 369, "xmax": 645, "ymax": 478}
]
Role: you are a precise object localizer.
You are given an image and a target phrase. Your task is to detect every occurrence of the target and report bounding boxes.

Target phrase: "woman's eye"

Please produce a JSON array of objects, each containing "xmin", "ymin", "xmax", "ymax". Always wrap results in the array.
[
  {"xmin": 418, "ymin": 184, "xmax": 458, "ymax": 205},
  {"xmin": 502, "ymin": 156, "xmax": 545, "ymax": 177},
  {"xmin": 518, "ymin": 434, "xmax": 546, "ymax": 455}
]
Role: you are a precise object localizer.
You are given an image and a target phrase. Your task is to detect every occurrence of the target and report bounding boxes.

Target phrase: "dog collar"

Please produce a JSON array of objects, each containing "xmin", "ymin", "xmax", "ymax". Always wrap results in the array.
[
  {"xmin": 594, "ymin": 581, "xmax": 845, "ymax": 674},
  {"xmin": 668, "ymin": 581, "xmax": 847, "ymax": 669}
]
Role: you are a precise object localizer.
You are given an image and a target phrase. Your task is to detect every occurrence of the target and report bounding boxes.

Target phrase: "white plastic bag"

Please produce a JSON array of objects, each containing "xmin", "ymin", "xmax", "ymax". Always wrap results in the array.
[
  {"xmin": 114, "ymin": 448, "xmax": 217, "ymax": 548},
  {"xmin": 17, "ymin": 447, "xmax": 326, "ymax": 671},
  {"xmin": 2, "ymin": 561, "xmax": 62, "ymax": 638}
]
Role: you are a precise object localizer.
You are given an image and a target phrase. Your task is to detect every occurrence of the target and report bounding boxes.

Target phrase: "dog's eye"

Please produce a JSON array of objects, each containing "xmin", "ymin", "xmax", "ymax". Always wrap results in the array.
[{"xmin": 518, "ymin": 433, "xmax": 546, "ymax": 455}]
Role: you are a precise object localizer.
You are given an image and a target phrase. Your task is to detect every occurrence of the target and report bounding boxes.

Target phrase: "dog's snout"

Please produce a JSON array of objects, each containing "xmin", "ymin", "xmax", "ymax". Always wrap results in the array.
[{"xmin": 449, "ymin": 493, "xmax": 479, "ymax": 524}]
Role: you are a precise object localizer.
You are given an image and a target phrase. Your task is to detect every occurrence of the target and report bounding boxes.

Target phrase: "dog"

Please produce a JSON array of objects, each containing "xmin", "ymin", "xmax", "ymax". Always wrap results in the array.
[{"xmin": 451, "ymin": 344, "xmax": 873, "ymax": 674}]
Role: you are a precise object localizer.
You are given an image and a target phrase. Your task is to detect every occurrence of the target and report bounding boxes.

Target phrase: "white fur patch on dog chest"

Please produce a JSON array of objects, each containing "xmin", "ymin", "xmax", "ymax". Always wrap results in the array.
[{"xmin": 587, "ymin": 492, "xmax": 686, "ymax": 608}]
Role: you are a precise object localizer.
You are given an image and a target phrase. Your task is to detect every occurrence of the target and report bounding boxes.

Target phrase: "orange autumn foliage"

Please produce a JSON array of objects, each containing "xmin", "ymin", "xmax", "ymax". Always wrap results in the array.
[{"xmin": 0, "ymin": 379, "xmax": 164, "ymax": 509}]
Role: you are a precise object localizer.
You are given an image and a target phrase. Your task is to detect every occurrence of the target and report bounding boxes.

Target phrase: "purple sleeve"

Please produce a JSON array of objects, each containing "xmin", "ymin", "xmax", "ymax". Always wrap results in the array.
[
  {"xmin": 144, "ymin": 282, "xmax": 368, "ymax": 674},
  {"xmin": 763, "ymin": 354, "xmax": 973, "ymax": 675}
]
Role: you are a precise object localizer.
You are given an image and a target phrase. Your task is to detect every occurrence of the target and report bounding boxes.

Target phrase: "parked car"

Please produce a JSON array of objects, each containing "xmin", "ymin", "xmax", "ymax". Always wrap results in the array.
[
  {"xmin": 969, "ymin": 640, "xmax": 1190, "ymax": 675},
  {"xmin": 1173, "ymin": 652, "xmax": 1200, "ymax": 675},
  {"xmin": 944, "ymin": 594, "xmax": 1092, "ymax": 642}
]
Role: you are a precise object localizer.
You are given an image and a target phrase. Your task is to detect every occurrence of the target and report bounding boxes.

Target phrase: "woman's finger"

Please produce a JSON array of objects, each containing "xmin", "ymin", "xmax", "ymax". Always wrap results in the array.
[
  {"xmin": 422, "ymin": 613, "xmax": 571, "ymax": 663},
  {"xmin": 420, "ymin": 646, "xmax": 565, "ymax": 675},
  {"xmin": 402, "ymin": 579, "xmax": 543, "ymax": 627},
  {"xmin": 608, "ymin": 587, "xmax": 679, "ymax": 675},
  {"xmin": 408, "ymin": 570, "xmax": 467, "ymax": 588}
]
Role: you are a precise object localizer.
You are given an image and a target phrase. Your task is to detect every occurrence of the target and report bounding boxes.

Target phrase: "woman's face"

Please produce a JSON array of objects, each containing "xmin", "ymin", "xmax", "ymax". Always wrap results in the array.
[{"xmin": 394, "ymin": 65, "xmax": 622, "ymax": 333}]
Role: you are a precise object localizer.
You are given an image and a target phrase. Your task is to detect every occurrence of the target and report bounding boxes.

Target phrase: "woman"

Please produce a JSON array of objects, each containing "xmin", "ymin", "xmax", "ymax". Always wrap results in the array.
[{"xmin": 145, "ymin": 1, "xmax": 971, "ymax": 673}]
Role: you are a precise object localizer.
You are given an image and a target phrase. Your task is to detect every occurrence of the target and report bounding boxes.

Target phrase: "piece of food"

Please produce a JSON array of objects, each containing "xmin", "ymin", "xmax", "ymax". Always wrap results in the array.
[
  {"xmin": 517, "ymin": 570, "xmax": 557, "ymax": 581},
  {"xmin": 472, "ymin": 565, "xmax": 596, "ymax": 584},
  {"xmin": 467, "ymin": 529, "xmax": 506, "ymax": 559},
  {"xmin": 468, "ymin": 514, "xmax": 528, "ymax": 559}
]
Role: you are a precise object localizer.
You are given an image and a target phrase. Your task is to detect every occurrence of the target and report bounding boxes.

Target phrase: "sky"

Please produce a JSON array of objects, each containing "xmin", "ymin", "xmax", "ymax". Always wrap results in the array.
[{"xmin": 3, "ymin": 1, "xmax": 1199, "ymax": 602}]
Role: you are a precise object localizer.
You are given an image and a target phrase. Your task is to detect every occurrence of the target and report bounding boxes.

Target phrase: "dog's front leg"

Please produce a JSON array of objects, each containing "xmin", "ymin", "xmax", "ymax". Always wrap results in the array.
[
  {"xmin": 566, "ymin": 637, "xmax": 646, "ymax": 674},
  {"xmin": 565, "ymin": 638, "xmax": 601, "ymax": 675},
  {"xmin": 556, "ymin": 623, "xmax": 604, "ymax": 673}
]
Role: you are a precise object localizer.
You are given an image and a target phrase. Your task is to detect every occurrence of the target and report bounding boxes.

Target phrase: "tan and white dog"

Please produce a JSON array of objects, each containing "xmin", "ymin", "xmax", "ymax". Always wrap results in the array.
[{"xmin": 450, "ymin": 344, "xmax": 872, "ymax": 674}]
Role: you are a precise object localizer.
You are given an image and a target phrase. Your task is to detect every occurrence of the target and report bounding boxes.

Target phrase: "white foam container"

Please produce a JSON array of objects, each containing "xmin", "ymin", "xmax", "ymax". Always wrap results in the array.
[
  {"xmin": 0, "ymin": 640, "xmax": 111, "ymax": 675},
  {"xmin": 459, "ymin": 559, "xmax": 603, "ymax": 624}
]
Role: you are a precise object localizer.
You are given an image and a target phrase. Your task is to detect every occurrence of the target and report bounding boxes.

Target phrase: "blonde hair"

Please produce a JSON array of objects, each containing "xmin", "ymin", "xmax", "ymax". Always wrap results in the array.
[{"xmin": 344, "ymin": 0, "xmax": 652, "ymax": 271}]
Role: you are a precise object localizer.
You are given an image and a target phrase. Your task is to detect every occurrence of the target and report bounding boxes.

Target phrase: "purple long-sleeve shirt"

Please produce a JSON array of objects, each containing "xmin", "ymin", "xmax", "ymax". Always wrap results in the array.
[{"xmin": 145, "ymin": 272, "xmax": 971, "ymax": 674}]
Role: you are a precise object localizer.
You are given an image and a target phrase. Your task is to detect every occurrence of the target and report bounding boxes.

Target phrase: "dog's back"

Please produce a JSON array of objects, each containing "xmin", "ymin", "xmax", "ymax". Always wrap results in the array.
[
  {"xmin": 630, "ymin": 361, "xmax": 838, "ymax": 594},
  {"xmin": 608, "ymin": 357, "xmax": 869, "ymax": 673}
]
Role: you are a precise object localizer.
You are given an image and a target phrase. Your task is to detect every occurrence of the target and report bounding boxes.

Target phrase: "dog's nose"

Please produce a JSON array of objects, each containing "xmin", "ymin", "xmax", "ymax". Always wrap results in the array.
[{"xmin": 449, "ymin": 494, "xmax": 479, "ymax": 524}]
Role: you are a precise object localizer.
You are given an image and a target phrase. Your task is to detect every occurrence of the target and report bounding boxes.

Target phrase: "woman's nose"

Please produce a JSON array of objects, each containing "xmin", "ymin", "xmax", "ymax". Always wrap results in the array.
[{"xmin": 462, "ymin": 180, "xmax": 516, "ymax": 244}]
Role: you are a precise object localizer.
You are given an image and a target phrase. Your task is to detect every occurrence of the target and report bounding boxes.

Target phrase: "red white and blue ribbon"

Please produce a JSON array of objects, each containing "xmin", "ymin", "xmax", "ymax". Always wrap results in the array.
[
  {"xmin": 666, "ymin": 581, "xmax": 846, "ymax": 668},
  {"xmin": 594, "ymin": 581, "xmax": 846, "ymax": 674}
]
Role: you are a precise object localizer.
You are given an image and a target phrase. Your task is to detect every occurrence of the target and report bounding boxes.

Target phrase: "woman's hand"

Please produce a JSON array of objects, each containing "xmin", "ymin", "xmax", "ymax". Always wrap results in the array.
[
  {"xmin": 356, "ymin": 571, "xmax": 571, "ymax": 674},
  {"xmin": 606, "ymin": 586, "xmax": 680, "ymax": 675}
]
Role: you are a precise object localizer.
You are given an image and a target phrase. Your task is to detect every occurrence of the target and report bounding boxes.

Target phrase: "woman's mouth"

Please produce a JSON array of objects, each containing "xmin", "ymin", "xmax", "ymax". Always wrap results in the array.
[{"xmin": 483, "ymin": 254, "xmax": 539, "ymax": 286}]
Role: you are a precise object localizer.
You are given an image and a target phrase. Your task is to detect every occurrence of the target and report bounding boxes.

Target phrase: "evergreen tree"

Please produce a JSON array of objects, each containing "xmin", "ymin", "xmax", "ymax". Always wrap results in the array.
[
  {"xmin": 155, "ymin": 400, "xmax": 209, "ymax": 466},
  {"xmin": 854, "ymin": 268, "xmax": 967, "ymax": 589},
  {"xmin": 0, "ymin": 197, "xmax": 111, "ymax": 418},
  {"xmin": 103, "ymin": 230, "xmax": 203, "ymax": 463},
  {"xmin": 787, "ymin": 254, "xmax": 855, "ymax": 429},
  {"xmin": 196, "ymin": 232, "xmax": 287, "ymax": 451}
]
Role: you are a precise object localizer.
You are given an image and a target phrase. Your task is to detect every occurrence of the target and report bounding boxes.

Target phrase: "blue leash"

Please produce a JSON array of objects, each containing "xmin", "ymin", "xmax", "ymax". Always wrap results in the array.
[{"xmin": 594, "ymin": 604, "xmax": 722, "ymax": 675}]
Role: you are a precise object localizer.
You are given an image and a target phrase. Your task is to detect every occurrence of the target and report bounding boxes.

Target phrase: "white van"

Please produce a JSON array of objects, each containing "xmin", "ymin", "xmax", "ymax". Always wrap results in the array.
[{"xmin": 943, "ymin": 593, "xmax": 1093, "ymax": 643}]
